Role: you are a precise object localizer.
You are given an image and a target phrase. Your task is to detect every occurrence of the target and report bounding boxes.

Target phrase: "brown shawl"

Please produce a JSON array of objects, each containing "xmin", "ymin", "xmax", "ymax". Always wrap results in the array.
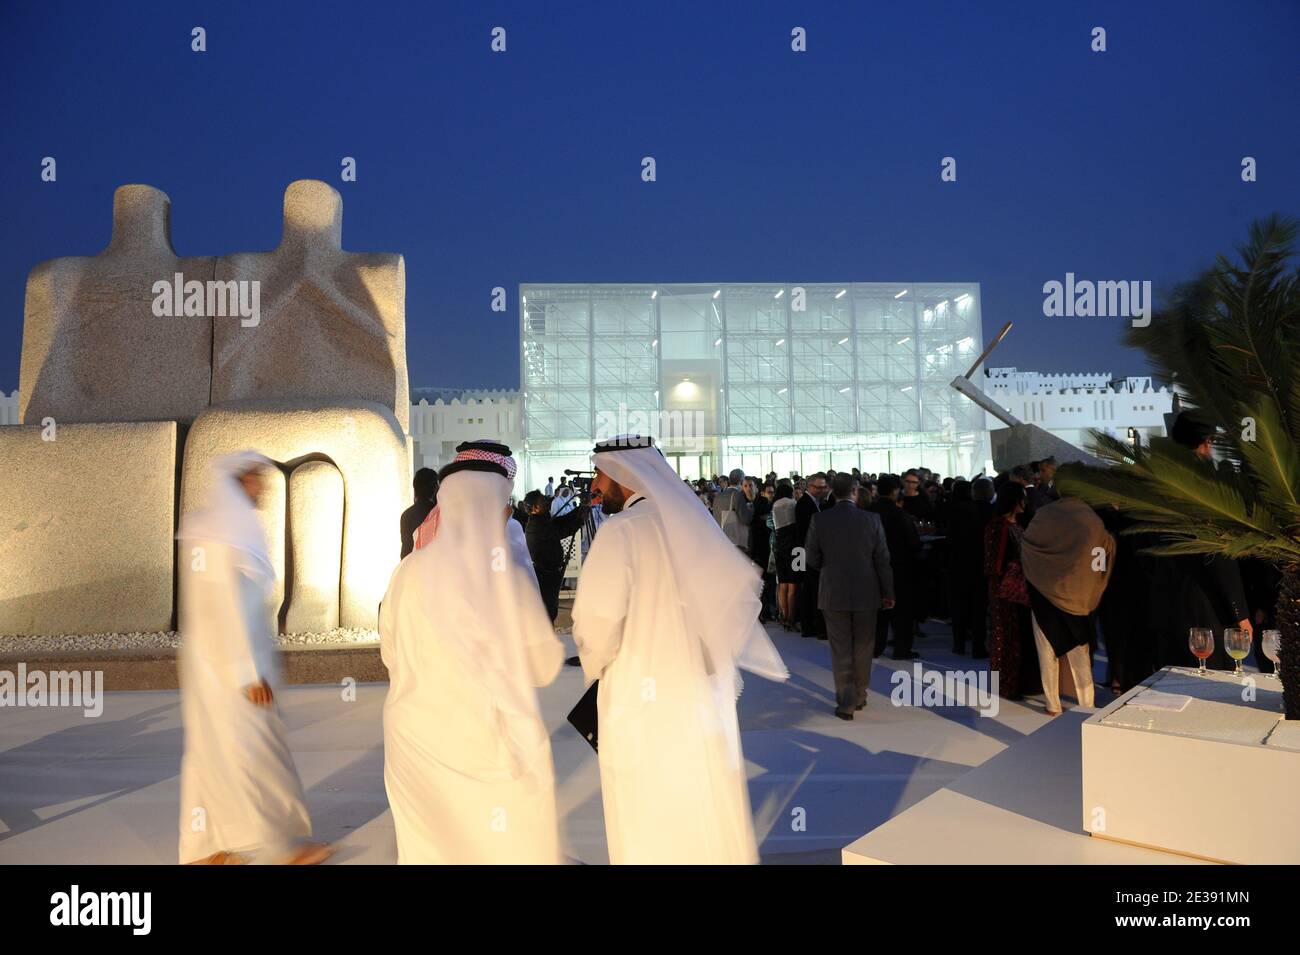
[{"xmin": 1020, "ymin": 498, "xmax": 1114, "ymax": 616}]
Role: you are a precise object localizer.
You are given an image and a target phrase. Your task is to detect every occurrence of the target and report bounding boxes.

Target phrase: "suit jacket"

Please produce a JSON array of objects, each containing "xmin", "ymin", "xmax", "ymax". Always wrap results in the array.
[
  {"xmin": 399, "ymin": 498, "xmax": 435, "ymax": 559},
  {"xmin": 794, "ymin": 492, "xmax": 829, "ymax": 547},
  {"xmin": 805, "ymin": 504, "xmax": 895, "ymax": 612}
]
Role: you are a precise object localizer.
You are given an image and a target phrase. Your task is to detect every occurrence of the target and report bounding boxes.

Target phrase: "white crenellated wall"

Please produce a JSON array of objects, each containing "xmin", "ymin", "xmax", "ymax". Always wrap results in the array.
[
  {"xmin": 984, "ymin": 371, "xmax": 1172, "ymax": 448},
  {"xmin": 407, "ymin": 390, "xmax": 522, "ymax": 471}
]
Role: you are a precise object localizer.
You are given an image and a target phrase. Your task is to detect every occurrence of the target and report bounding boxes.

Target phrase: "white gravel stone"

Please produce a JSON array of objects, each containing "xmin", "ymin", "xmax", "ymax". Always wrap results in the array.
[{"xmin": 0, "ymin": 627, "xmax": 378, "ymax": 655}]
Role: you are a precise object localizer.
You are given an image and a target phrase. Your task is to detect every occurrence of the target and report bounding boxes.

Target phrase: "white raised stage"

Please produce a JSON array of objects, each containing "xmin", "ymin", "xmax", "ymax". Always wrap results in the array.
[
  {"xmin": 1082, "ymin": 666, "xmax": 1299, "ymax": 865},
  {"xmin": 842, "ymin": 710, "xmax": 1207, "ymax": 864},
  {"xmin": 845, "ymin": 666, "xmax": 1299, "ymax": 865}
]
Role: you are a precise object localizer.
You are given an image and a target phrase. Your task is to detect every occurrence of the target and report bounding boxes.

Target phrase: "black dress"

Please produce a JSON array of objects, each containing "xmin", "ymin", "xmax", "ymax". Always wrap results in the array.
[{"xmin": 775, "ymin": 524, "xmax": 798, "ymax": 583}]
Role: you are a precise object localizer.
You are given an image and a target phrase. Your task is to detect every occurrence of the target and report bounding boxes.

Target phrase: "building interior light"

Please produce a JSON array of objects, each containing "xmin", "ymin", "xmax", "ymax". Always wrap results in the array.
[
  {"xmin": 837, "ymin": 336, "xmax": 849, "ymax": 345},
  {"xmin": 894, "ymin": 289, "xmax": 908, "ymax": 299},
  {"xmin": 835, "ymin": 289, "xmax": 847, "ymax": 299},
  {"xmin": 955, "ymin": 293, "xmax": 972, "ymax": 304},
  {"xmin": 937, "ymin": 299, "xmax": 949, "ymax": 310},
  {"xmin": 651, "ymin": 338, "xmax": 658, "ymax": 348},
  {"xmin": 777, "ymin": 387, "xmax": 788, "ymax": 395},
  {"xmin": 714, "ymin": 337, "xmax": 722, "ymax": 346},
  {"xmin": 901, "ymin": 386, "xmax": 913, "ymax": 393},
  {"xmin": 651, "ymin": 289, "xmax": 658, "ymax": 299},
  {"xmin": 713, "ymin": 289, "xmax": 721, "ymax": 299},
  {"xmin": 896, "ymin": 336, "xmax": 911, "ymax": 345},
  {"xmin": 775, "ymin": 338, "xmax": 785, "ymax": 346},
  {"xmin": 838, "ymin": 386, "xmax": 850, "ymax": 394},
  {"xmin": 775, "ymin": 289, "xmax": 785, "ymax": 299}
]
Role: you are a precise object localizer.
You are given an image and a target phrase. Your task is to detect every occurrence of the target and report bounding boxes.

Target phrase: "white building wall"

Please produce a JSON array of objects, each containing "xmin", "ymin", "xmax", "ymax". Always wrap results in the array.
[
  {"xmin": 983, "ymin": 368, "xmax": 1172, "ymax": 448},
  {"xmin": 407, "ymin": 391, "xmax": 523, "ymax": 472}
]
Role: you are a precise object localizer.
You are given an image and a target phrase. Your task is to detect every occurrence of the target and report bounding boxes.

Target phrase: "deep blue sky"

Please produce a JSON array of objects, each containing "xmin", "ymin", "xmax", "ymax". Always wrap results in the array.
[{"xmin": 2, "ymin": 0, "xmax": 1297, "ymax": 391}]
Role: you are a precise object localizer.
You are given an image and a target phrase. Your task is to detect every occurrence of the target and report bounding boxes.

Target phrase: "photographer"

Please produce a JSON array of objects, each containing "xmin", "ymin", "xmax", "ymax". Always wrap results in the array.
[{"xmin": 523, "ymin": 488, "xmax": 590, "ymax": 622}]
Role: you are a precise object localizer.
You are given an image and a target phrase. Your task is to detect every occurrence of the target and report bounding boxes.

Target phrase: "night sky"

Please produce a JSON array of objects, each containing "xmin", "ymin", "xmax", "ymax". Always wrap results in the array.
[{"xmin": 2, "ymin": 0, "xmax": 1297, "ymax": 391}]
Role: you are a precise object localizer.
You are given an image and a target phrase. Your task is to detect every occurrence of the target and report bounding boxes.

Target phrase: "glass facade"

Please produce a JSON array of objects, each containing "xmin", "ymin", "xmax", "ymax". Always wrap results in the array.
[{"xmin": 520, "ymin": 283, "xmax": 988, "ymax": 490}]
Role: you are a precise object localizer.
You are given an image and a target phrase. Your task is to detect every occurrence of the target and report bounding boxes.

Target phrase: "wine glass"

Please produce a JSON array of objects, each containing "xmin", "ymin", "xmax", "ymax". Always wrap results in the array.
[
  {"xmin": 1189, "ymin": 628, "xmax": 1214, "ymax": 676},
  {"xmin": 1262, "ymin": 630, "xmax": 1282, "ymax": 683},
  {"xmin": 1225, "ymin": 628, "xmax": 1252, "ymax": 680}
]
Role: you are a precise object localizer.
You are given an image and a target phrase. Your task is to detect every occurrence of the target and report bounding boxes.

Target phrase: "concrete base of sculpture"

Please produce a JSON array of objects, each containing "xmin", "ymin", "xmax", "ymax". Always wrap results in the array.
[
  {"xmin": 991, "ymin": 423, "xmax": 1101, "ymax": 472},
  {"xmin": 0, "ymin": 422, "xmax": 176, "ymax": 636},
  {"xmin": 180, "ymin": 399, "xmax": 409, "ymax": 630}
]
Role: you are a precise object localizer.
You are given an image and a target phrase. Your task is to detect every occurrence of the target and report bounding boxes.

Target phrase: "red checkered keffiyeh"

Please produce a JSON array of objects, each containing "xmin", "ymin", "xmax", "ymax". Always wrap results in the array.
[
  {"xmin": 452, "ymin": 446, "xmax": 517, "ymax": 480},
  {"xmin": 414, "ymin": 446, "xmax": 517, "ymax": 550}
]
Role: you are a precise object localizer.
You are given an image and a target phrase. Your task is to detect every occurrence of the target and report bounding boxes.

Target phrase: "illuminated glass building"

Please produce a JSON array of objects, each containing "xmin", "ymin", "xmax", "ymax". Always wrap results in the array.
[{"xmin": 519, "ymin": 283, "xmax": 988, "ymax": 489}]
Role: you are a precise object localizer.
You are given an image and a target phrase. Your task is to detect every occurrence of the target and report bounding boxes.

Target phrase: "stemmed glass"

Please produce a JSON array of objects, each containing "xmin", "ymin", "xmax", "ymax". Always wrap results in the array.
[
  {"xmin": 1224, "ymin": 628, "xmax": 1252, "ymax": 680},
  {"xmin": 1262, "ymin": 630, "xmax": 1282, "ymax": 683},
  {"xmin": 1189, "ymin": 628, "xmax": 1214, "ymax": 676}
]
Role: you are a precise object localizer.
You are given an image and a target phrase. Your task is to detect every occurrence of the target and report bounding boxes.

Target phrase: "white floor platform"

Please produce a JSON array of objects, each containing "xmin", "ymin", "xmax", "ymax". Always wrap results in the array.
[
  {"xmin": 2, "ymin": 622, "xmax": 1114, "ymax": 864},
  {"xmin": 842, "ymin": 711, "xmax": 1209, "ymax": 865}
]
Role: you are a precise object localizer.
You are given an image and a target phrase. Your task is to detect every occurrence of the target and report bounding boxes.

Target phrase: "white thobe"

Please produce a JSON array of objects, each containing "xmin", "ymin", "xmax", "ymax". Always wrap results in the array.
[
  {"xmin": 572, "ymin": 497, "xmax": 759, "ymax": 864},
  {"xmin": 379, "ymin": 549, "xmax": 564, "ymax": 864},
  {"xmin": 177, "ymin": 541, "xmax": 310, "ymax": 863}
]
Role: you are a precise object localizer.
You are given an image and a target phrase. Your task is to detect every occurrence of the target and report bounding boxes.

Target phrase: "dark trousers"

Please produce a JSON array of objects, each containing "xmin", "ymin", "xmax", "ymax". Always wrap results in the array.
[
  {"xmin": 801, "ymin": 569, "xmax": 826, "ymax": 637},
  {"xmin": 949, "ymin": 572, "xmax": 988, "ymax": 654},
  {"xmin": 535, "ymin": 566, "xmax": 563, "ymax": 622},
  {"xmin": 824, "ymin": 610, "xmax": 878, "ymax": 712},
  {"xmin": 875, "ymin": 601, "xmax": 915, "ymax": 658},
  {"xmin": 759, "ymin": 571, "xmax": 776, "ymax": 621}
]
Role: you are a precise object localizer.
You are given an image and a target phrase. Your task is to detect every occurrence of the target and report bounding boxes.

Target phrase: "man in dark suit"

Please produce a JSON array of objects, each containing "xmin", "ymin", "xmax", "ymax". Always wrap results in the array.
[
  {"xmin": 945, "ymin": 478, "xmax": 994, "ymax": 656},
  {"xmin": 871, "ymin": 475, "xmax": 923, "ymax": 660},
  {"xmin": 399, "ymin": 467, "xmax": 439, "ymax": 558},
  {"xmin": 805, "ymin": 472, "xmax": 895, "ymax": 720},
  {"xmin": 523, "ymin": 489, "xmax": 590, "ymax": 622},
  {"xmin": 795, "ymin": 472, "xmax": 832, "ymax": 639}
]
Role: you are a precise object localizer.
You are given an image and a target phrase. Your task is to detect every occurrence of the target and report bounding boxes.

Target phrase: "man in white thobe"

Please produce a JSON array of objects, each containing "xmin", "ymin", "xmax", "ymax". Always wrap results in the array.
[
  {"xmin": 177, "ymin": 451, "xmax": 328, "ymax": 865},
  {"xmin": 572, "ymin": 435, "xmax": 788, "ymax": 864},
  {"xmin": 380, "ymin": 442, "xmax": 565, "ymax": 864}
]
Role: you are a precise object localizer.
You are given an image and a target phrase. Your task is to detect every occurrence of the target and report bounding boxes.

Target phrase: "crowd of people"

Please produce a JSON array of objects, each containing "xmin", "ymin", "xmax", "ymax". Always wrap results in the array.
[
  {"xmin": 683, "ymin": 412, "xmax": 1280, "ymax": 719},
  {"xmin": 173, "ymin": 412, "xmax": 1279, "ymax": 865}
]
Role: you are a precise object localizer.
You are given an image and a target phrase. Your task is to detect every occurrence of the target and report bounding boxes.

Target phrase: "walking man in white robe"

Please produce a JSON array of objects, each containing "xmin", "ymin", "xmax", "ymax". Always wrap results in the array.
[
  {"xmin": 380, "ymin": 442, "xmax": 565, "ymax": 864},
  {"xmin": 176, "ymin": 451, "xmax": 330, "ymax": 865},
  {"xmin": 572, "ymin": 435, "xmax": 789, "ymax": 864}
]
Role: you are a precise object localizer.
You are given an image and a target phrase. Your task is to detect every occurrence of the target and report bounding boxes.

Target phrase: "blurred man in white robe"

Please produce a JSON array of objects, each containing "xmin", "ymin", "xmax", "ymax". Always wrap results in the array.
[
  {"xmin": 177, "ymin": 451, "xmax": 330, "ymax": 865},
  {"xmin": 572, "ymin": 435, "xmax": 789, "ymax": 864},
  {"xmin": 380, "ymin": 442, "xmax": 565, "ymax": 864}
]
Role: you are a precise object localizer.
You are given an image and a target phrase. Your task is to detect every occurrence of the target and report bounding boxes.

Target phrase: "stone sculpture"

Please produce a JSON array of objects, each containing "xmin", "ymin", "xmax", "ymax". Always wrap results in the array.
[
  {"xmin": 19, "ymin": 185, "xmax": 214, "ymax": 425},
  {"xmin": 210, "ymin": 180, "xmax": 409, "ymax": 431},
  {"xmin": 2, "ymin": 181, "xmax": 410, "ymax": 637}
]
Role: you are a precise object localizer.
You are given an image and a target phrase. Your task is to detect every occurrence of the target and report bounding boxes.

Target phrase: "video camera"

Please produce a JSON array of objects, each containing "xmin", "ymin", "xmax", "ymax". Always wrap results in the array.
[{"xmin": 563, "ymin": 468, "xmax": 596, "ymax": 497}]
